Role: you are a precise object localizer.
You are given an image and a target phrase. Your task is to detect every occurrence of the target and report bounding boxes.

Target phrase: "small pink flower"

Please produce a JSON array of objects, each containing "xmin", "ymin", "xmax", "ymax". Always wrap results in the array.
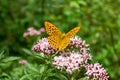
[
  {"xmin": 85, "ymin": 63, "xmax": 109, "ymax": 80},
  {"xmin": 19, "ymin": 60, "xmax": 27, "ymax": 65},
  {"xmin": 29, "ymin": 29, "xmax": 38, "ymax": 36},
  {"xmin": 28, "ymin": 27, "xmax": 35, "ymax": 31},
  {"xmin": 39, "ymin": 28, "xmax": 45, "ymax": 33},
  {"xmin": 23, "ymin": 32, "xmax": 29, "ymax": 38}
]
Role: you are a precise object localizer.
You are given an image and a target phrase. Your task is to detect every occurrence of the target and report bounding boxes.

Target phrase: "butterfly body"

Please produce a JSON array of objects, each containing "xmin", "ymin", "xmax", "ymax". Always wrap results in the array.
[
  {"xmin": 45, "ymin": 21, "xmax": 80, "ymax": 51},
  {"xmin": 61, "ymin": 33, "xmax": 65, "ymax": 39}
]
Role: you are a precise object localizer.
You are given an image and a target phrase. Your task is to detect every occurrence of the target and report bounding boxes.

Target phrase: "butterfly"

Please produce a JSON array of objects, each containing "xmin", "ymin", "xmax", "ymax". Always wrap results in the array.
[{"xmin": 45, "ymin": 21, "xmax": 80, "ymax": 51}]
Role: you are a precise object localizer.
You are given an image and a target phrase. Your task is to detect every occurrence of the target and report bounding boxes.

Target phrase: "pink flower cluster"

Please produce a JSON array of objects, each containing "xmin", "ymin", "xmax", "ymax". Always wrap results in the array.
[
  {"xmin": 85, "ymin": 63, "xmax": 109, "ymax": 80},
  {"xmin": 53, "ymin": 52, "xmax": 92, "ymax": 74},
  {"xmin": 32, "ymin": 36, "xmax": 109, "ymax": 78},
  {"xmin": 32, "ymin": 38, "xmax": 56, "ymax": 54},
  {"xmin": 23, "ymin": 27, "xmax": 45, "ymax": 37},
  {"xmin": 69, "ymin": 36, "xmax": 89, "ymax": 53}
]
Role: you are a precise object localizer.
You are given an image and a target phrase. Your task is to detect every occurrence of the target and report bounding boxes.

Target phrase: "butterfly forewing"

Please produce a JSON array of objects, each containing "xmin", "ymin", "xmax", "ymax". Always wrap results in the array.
[
  {"xmin": 48, "ymin": 35, "xmax": 60, "ymax": 50},
  {"xmin": 65, "ymin": 26, "xmax": 80, "ymax": 38},
  {"xmin": 45, "ymin": 21, "xmax": 62, "ymax": 36}
]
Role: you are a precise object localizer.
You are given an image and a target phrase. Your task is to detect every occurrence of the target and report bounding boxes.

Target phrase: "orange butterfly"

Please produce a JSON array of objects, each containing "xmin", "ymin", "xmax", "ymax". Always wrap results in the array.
[{"xmin": 45, "ymin": 21, "xmax": 80, "ymax": 50}]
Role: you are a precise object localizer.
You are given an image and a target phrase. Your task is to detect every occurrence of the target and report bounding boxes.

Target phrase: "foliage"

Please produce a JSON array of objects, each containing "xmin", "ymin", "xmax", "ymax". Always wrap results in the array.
[
  {"xmin": 0, "ymin": 47, "xmax": 20, "ymax": 79},
  {"xmin": 0, "ymin": 0, "xmax": 120, "ymax": 79}
]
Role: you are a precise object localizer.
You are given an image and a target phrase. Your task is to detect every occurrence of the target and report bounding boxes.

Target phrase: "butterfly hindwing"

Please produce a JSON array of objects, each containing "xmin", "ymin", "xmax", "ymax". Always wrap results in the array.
[
  {"xmin": 65, "ymin": 26, "xmax": 80, "ymax": 38},
  {"xmin": 59, "ymin": 37, "xmax": 70, "ymax": 50},
  {"xmin": 45, "ymin": 21, "xmax": 62, "ymax": 36},
  {"xmin": 58, "ymin": 26, "xmax": 80, "ymax": 50},
  {"xmin": 48, "ymin": 35, "xmax": 60, "ymax": 50}
]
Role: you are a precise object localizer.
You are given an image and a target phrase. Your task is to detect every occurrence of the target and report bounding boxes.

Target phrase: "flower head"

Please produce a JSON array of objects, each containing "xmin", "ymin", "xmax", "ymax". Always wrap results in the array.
[
  {"xmin": 32, "ymin": 38, "xmax": 56, "ymax": 55},
  {"xmin": 19, "ymin": 60, "xmax": 27, "ymax": 65},
  {"xmin": 23, "ymin": 27, "xmax": 45, "ymax": 37},
  {"xmin": 85, "ymin": 63, "xmax": 109, "ymax": 80},
  {"xmin": 69, "ymin": 36, "xmax": 89, "ymax": 53},
  {"xmin": 53, "ymin": 52, "xmax": 92, "ymax": 74}
]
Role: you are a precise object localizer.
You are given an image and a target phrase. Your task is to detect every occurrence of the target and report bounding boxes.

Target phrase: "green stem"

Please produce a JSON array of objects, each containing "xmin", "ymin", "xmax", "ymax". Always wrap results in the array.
[{"xmin": 108, "ymin": 27, "xmax": 116, "ymax": 54}]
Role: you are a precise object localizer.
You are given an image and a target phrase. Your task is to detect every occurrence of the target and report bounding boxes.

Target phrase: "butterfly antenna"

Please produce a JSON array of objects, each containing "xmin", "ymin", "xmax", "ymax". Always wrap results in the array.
[{"xmin": 55, "ymin": 50, "xmax": 59, "ymax": 54}]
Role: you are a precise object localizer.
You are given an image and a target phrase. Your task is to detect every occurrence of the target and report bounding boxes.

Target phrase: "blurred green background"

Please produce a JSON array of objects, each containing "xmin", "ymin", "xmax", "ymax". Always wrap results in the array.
[{"xmin": 0, "ymin": 0, "xmax": 120, "ymax": 79}]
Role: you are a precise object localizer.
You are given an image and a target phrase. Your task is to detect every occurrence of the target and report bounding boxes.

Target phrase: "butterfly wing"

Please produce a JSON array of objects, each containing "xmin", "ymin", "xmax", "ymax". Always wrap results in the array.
[
  {"xmin": 45, "ymin": 21, "xmax": 80, "ymax": 51},
  {"xmin": 45, "ymin": 21, "xmax": 62, "ymax": 36},
  {"xmin": 59, "ymin": 37, "xmax": 70, "ymax": 50},
  {"xmin": 59, "ymin": 26, "xmax": 80, "ymax": 50},
  {"xmin": 48, "ymin": 35, "xmax": 60, "ymax": 50},
  {"xmin": 65, "ymin": 26, "xmax": 80, "ymax": 38}
]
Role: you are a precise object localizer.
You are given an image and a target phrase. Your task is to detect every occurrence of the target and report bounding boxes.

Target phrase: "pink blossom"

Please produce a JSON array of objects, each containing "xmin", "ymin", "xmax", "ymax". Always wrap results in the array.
[
  {"xmin": 85, "ymin": 63, "xmax": 109, "ymax": 80},
  {"xmin": 53, "ymin": 52, "xmax": 92, "ymax": 74},
  {"xmin": 23, "ymin": 32, "xmax": 29, "ymax": 38},
  {"xmin": 23, "ymin": 27, "xmax": 45, "ymax": 37},
  {"xmin": 69, "ymin": 36, "xmax": 89, "ymax": 53},
  {"xmin": 39, "ymin": 28, "xmax": 45, "ymax": 33},
  {"xmin": 19, "ymin": 60, "xmax": 27, "ymax": 65},
  {"xmin": 28, "ymin": 27, "xmax": 34, "ymax": 31},
  {"xmin": 32, "ymin": 38, "xmax": 56, "ymax": 55}
]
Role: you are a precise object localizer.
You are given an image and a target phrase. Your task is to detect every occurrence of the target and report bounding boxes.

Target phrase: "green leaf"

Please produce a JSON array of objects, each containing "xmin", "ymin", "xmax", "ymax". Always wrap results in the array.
[
  {"xmin": 22, "ymin": 48, "xmax": 33, "ymax": 56},
  {"xmin": 0, "ymin": 73, "xmax": 11, "ymax": 80},
  {"xmin": 52, "ymin": 73, "xmax": 68, "ymax": 80},
  {"xmin": 78, "ymin": 77, "xmax": 89, "ymax": 80},
  {"xmin": 39, "ymin": 64, "xmax": 47, "ymax": 74},
  {"xmin": 0, "ymin": 47, "xmax": 9, "ymax": 59},
  {"xmin": 20, "ymin": 74, "xmax": 33, "ymax": 80},
  {"xmin": 26, "ymin": 63, "xmax": 39, "ymax": 73},
  {"xmin": 2, "ymin": 57, "xmax": 20, "ymax": 62}
]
